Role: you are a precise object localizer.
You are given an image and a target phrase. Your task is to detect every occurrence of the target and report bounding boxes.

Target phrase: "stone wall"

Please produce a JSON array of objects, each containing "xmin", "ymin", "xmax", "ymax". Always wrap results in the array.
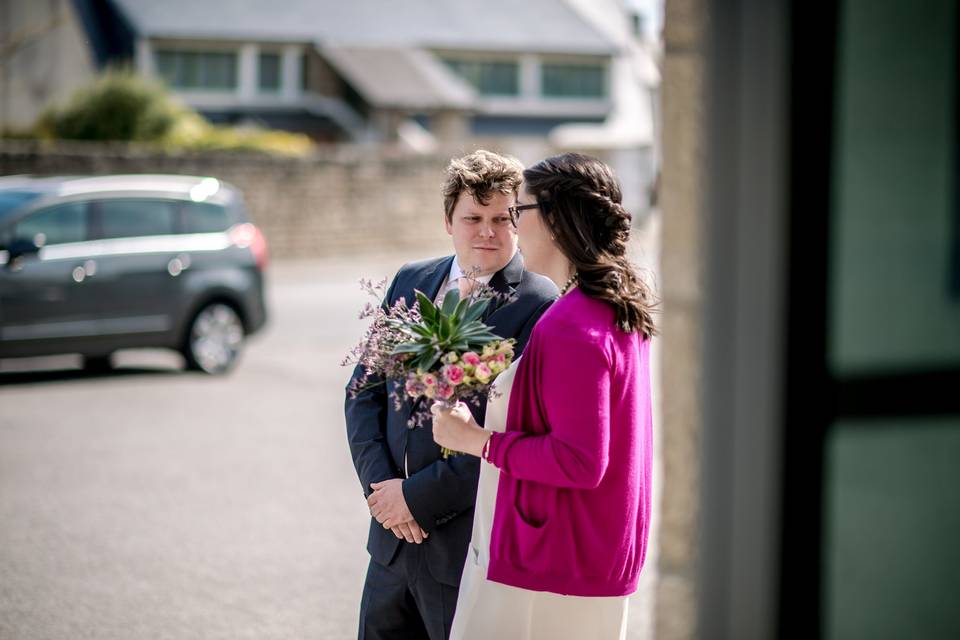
[
  {"xmin": 656, "ymin": 0, "xmax": 707, "ymax": 637},
  {"xmin": 0, "ymin": 142, "xmax": 454, "ymax": 258}
]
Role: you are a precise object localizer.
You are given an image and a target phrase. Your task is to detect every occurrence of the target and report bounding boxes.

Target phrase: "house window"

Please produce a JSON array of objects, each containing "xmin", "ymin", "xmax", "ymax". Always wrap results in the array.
[
  {"xmin": 259, "ymin": 52, "xmax": 281, "ymax": 92},
  {"xmin": 541, "ymin": 63, "xmax": 606, "ymax": 98},
  {"xmin": 155, "ymin": 50, "xmax": 238, "ymax": 90},
  {"xmin": 442, "ymin": 59, "xmax": 519, "ymax": 96}
]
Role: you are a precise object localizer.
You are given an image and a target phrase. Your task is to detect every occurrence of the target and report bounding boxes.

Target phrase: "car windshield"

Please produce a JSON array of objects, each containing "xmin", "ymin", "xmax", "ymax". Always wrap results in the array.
[{"xmin": 0, "ymin": 191, "xmax": 41, "ymax": 219}]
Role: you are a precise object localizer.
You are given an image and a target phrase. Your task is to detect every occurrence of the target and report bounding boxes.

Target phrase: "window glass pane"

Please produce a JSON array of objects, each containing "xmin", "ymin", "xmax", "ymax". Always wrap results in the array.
[
  {"xmin": 442, "ymin": 59, "xmax": 519, "ymax": 96},
  {"xmin": 829, "ymin": 0, "xmax": 960, "ymax": 374},
  {"xmin": 14, "ymin": 203, "xmax": 86, "ymax": 246},
  {"xmin": 823, "ymin": 416, "xmax": 960, "ymax": 639},
  {"xmin": 259, "ymin": 52, "xmax": 281, "ymax": 92},
  {"xmin": 204, "ymin": 52, "xmax": 237, "ymax": 89},
  {"xmin": 154, "ymin": 50, "xmax": 237, "ymax": 90},
  {"xmin": 182, "ymin": 202, "xmax": 231, "ymax": 233},
  {"xmin": 0, "ymin": 191, "xmax": 40, "ymax": 217},
  {"xmin": 541, "ymin": 63, "xmax": 606, "ymax": 98},
  {"xmin": 98, "ymin": 200, "xmax": 176, "ymax": 239},
  {"xmin": 183, "ymin": 52, "xmax": 201, "ymax": 87},
  {"xmin": 155, "ymin": 50, "xmax": 177, "ymax": 86}
]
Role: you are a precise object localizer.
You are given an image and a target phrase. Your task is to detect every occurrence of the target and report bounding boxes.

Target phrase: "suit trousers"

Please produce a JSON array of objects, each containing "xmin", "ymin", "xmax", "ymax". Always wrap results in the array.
[{"xmin": 358, "ymin": 539, "xmax": 461, "ymax": 640}]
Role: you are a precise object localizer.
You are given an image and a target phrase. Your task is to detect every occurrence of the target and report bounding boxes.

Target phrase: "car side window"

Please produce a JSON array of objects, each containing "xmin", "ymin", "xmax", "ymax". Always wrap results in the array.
[
  {"xmin": 13, "ymin": 203, "xmax": 88, "ymax": 247},
  {"xmin": 97, "ymin": 199, "xmax": 177, "ymax": 239},
  {"xmin": 182, "ymin": 202, "xmax": 233, "ymax": 233}
]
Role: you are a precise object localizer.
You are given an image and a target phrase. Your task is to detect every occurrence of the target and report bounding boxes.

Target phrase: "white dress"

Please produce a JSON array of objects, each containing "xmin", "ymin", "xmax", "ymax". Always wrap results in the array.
[{"xmin": 450, "ymin": 358, "xmax": 629, "ymax": 640}]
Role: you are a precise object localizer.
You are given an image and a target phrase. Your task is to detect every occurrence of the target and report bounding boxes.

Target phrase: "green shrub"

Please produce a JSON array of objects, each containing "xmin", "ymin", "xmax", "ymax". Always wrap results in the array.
[
  {"xmin": 34, "ymin": 70, "xmax": 315, "ymax": 156},
  {"xmin": 37, "ymin": 70, "xmax": 182, "ymax": 142}
]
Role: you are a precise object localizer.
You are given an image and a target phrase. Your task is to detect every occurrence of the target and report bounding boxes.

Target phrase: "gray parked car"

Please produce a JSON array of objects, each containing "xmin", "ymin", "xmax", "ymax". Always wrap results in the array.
[{"xmin": 0, "ymin": 174, "xmax": 268, "ymax": 374}]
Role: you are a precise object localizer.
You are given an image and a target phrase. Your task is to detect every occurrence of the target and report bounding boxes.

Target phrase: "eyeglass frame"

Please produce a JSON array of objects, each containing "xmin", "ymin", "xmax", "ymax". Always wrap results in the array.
[{"xmin": 507, "ymin": 203, "xmax": 540, "ymax": 226}]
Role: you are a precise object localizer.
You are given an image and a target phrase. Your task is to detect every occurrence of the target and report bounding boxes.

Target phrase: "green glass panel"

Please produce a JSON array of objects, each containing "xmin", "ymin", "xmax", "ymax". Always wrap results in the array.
[
  {"xmin": 442, "ymin": 58, "xmax": 518, "ymax": 96},
  {"xmin": 823, "ymin": 417, "xmax": 960, "ymax": 639},
  {"xmin": 830, "ymin": 0, "xmax": 960, "ymax": 375},
  {"xmin": 541, "ymin": 63, "xmax": 606, "ymax": 98}
]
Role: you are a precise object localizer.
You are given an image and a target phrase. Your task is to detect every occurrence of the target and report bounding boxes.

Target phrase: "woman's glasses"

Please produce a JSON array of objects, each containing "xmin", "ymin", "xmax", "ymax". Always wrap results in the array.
[{"xmin": 507, "ymin": 203, "xmax": 539, "ymax": 226}]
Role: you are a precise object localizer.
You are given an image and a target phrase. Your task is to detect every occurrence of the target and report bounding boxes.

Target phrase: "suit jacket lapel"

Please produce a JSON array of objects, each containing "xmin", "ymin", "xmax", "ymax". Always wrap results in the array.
[
  {"xmin": 403, "ymin": 256, "xmax": 453, "ymax": 307},
  {"xmin": 483, "ymin": 251, "xmax": 523, "ymax": 322}
]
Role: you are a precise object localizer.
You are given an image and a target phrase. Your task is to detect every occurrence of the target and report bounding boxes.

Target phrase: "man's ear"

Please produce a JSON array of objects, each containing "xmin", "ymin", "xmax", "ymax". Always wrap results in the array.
[{"xmin": 444, "ymin": 212, "xmax": 453, "ymax": 235}]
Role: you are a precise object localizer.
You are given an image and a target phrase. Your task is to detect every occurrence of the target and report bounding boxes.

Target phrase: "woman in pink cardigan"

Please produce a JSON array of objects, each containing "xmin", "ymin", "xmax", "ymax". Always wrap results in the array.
[{"xmin": 432, "ymin": 153, "xmax": 656, "ymax": 639}]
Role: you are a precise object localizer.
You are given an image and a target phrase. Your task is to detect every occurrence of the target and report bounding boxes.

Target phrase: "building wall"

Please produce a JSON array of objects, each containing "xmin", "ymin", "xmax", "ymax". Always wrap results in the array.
[
  {"xmin": 656, "ymin": 0, "xmax": 707, "ymax": 637},
  {"xmin": 0, "ymin": 0, "xmax": 98, "ymax": 132},
  {"xmin": 0, "ymin": 142, "xmax": 452, "ymax": 258},
  {"xmin": 303, "ymin": 51, "xmax": 345, "ymax": 98}
]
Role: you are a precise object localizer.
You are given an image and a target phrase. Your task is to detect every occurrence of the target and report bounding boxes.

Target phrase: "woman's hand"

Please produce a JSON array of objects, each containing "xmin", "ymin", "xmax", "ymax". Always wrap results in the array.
[{"xmin": 431, "ymin": 401, "xmax": 490, "ymax": 458}]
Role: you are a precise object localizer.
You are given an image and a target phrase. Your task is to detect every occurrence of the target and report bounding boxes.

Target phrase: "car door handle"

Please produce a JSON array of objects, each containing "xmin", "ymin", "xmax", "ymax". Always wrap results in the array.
[
  {"xmin": 72, "ymin": 260, "xmax": 97, "ymax": 283},
  {"xmin": 167, "ymin": 254, "xmax": 191, "ymax": 277}
]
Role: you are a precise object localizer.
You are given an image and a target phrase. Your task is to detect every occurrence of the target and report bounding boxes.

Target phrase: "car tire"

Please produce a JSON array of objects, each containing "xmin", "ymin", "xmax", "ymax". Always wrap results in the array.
[
  {"xmin": 83, "ymin": 354, "xmax": 113, "ymax": 373},
  {"xmin": 182, "ymin": 302, "xmax": 245, "ymax": 374}
]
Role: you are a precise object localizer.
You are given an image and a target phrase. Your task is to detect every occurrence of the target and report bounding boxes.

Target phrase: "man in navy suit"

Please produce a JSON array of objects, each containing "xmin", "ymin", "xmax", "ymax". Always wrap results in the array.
[{"xmin": 345, "ymin": 150, "xmax": 557, "ymax": 639}]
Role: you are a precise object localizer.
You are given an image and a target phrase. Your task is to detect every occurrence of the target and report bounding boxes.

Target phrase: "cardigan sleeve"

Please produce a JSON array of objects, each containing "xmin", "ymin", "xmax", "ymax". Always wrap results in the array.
[{"xmin": 487, "ymin": 324, "xmax": 612, "ymax": 489}]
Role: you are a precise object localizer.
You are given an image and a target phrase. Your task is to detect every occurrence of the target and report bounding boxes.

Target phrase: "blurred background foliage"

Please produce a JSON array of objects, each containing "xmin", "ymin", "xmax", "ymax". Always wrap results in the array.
[{"xmin": 30, "ymin": 70, "xmax": 314, "ymax": 156}]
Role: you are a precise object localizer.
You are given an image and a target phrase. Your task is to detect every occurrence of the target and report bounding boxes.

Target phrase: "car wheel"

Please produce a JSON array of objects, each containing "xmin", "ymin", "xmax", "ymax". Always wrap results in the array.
[
  {"xmin": 83, "ymin": 354, "xmax": 113, "ymax": 373},
  {"xmin": 183, "ymin": 303, "xmax": 245, "ymax": 374}
]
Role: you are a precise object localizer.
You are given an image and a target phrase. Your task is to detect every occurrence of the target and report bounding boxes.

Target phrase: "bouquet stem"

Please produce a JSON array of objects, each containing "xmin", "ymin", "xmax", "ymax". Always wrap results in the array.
[{"xmin": 436, "ymin": 398, "xmax": 462, "ymax": 459}]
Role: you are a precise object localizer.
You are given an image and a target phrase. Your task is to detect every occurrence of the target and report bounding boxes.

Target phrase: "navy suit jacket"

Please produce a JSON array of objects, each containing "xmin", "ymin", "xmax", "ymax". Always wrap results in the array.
[{"xmin": 345, "ymin": 251, "xmax": 557, "ymax": 586}]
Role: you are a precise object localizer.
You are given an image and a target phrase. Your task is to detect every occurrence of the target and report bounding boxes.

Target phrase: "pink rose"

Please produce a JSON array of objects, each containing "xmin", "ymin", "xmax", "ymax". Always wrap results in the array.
[
  {"xmin": 405, "ymin": 375, "xmax": 426, "ymax": 398},
  {"xmin": 462, "ymin": 352, "xmax": 481, "ymax": 367},
  {"xmin": 442, "ymin": 364, "xmax": 465, "ymax": 385},
  {"xmin": 474, "ymin": 363, "xmax": 492, "ymax": 383},
  {"xmin": 421, "ymin": 373, "xmax": 437, "ymax": 387},
  {"xmin": 436, "ymin": 381, "xmax": 455, "ymax": 400}
]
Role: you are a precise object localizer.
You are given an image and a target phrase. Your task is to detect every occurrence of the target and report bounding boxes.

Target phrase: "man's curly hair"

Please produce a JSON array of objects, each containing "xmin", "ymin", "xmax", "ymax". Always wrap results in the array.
[{"xmin": 442, "ymin": 150, "xmax": 524, "ymax": 222}]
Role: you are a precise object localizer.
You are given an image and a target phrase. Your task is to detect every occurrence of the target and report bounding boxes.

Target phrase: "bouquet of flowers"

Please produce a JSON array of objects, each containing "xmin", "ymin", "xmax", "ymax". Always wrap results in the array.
[{"xmin": 344, "ymin": 276, "xmax": 515, "ymax": 457}]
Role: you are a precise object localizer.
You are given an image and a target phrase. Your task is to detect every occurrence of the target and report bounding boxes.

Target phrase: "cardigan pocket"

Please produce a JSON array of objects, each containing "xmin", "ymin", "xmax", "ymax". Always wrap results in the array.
[
  {"xmin": 507, "ymin": 502, "xmax": 551, "ymax": 571},
  {"xmin": 513, "ymin": 480, "xmax": 553, "ymax": 528},
  {"xmin": 505, "ymin": 481, "xmax": 555, "ymax": 569}
]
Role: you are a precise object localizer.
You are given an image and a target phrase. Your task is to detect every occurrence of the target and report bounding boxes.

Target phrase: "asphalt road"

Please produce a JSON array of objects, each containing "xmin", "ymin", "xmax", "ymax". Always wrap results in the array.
[{"xmin": 0, "ymin": 236, "xmax": 660, "ymax": 639}]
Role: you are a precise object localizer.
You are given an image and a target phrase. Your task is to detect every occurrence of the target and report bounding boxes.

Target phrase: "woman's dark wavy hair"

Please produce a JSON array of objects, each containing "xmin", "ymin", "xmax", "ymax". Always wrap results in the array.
[{"xmin": 524, "ymin": 152, "xmax": 657, "ymax": 338}]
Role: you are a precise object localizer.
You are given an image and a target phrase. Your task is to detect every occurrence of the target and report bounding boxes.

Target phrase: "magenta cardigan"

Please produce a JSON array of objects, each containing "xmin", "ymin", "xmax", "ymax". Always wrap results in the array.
[{"xmin": 485, "ymin": 288, "xmax": 653, "ymax": 597}]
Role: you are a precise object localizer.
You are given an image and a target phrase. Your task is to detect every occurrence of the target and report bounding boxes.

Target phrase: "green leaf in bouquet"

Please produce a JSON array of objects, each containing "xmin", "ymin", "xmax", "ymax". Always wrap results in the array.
[
  {"xmin": 460, "ymin": 299, "xmax": 490, "ymax": 324},
  {"xmin": 392, "ymin": 342, "xmax": 427, "ymax": 355},
  {"xmin": 450, "ymin": 298, "xmax": 468, "ymax": 327},
  {"xmin": 439, "ymin": 315, "xmax": 452, "ymax": 342},
  {"xmin": 441, "ymin": 288, "xmax": 460, "ymax": 316},
  {"xmin": 416, "ymin": 290, "xmax": 438, "ymax": 326},
  {"xmin": 458, "ymin": 323, "xmax": 497, "ymax": 339},
  {"xmin": 412, "ymin": 347, "xmax": 443, "ymax": 372},
  {"xmin": 410, "ymin": 324, "xmax": 433, "ymax": 339}
]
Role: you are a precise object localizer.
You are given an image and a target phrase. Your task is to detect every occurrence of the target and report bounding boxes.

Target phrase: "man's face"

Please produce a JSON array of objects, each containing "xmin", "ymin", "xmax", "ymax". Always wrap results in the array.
[{"xmin": 445, "ymin": 191, "xmax": 518, "ymax": 276}]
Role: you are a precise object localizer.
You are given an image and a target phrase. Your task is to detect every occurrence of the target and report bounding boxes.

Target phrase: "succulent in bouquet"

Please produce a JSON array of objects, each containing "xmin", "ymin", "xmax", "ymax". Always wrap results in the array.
[{"xmin": 345, "ymin": 276, "xmax": 515, "ymax": 458}]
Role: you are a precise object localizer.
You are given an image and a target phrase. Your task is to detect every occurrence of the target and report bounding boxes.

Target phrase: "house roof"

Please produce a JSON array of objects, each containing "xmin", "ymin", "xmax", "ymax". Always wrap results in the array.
[
  {"xmin": 321, "ymin": 47, "xmax": 475, "ymax": 111},
  {"xmin": 109, "ymin": 0, "xmax": 618, "ymax": 55}
]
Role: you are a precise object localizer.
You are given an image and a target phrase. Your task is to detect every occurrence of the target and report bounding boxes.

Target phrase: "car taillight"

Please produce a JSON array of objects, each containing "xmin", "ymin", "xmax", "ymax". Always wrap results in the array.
[{"xmin": 229, "ymin": 223, "xmax": 269, "ymax": 270}]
